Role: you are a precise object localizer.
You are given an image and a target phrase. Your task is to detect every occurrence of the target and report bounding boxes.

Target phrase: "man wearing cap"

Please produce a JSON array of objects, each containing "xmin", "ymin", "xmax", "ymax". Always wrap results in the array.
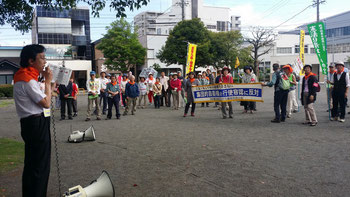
[
  {"xmin": 219, "ymin": 66, "xmax": 234, "ymax": 119},
  {"xmin": 329, "ymin": 62, "xmax": 350, "ymax": 122},
  {"xmin": 263, "ymin": 63, "xmax": 289, "ymax": 123},
  {"xmin": 326, "ymin": 64, "xmax": 336, "ymax": 111},
  {"xmin": 283, "ymin": 64, "xmax": 298, "ymax": 118},
  {"xmin": 123, "ymin": 75, "xmax": 139, "ymax": 115},
  {"xmin": 99, "ymin": 71, "xmax": 109, "ymax": 115},
  {"xmin": 86, "ymin": 71, "xmax": 101, "ymax": 121},
  {"xmin": 160, "ymin": 71, "xmax": 169, "ymax": 107}
]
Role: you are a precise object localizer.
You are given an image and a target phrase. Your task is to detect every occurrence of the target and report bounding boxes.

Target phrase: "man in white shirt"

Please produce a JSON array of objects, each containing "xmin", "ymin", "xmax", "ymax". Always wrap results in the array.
[
  {"xmin": 13, "ymin": 44, "xmax": 55, "ymax": 196},
  {"xmin": 159, "ymin": 72, "xmax": 169, "ymax": 107},
  {"xmin": 99, "ymin": 71, "xmax": 109, "ymax": 114},
  {"xmin": 86, "ymin": 71, "xmax": 101, "ymax": 121}
]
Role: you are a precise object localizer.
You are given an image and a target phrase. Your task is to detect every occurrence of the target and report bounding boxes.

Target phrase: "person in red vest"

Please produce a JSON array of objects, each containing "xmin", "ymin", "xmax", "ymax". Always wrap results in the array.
[
  {"xmin": 219, "ymin": 66, "xmax": 234, "ymax": 119},
  {"xmin": 13, "ymin": 44, "xmax": 55, "ymax": 197}
]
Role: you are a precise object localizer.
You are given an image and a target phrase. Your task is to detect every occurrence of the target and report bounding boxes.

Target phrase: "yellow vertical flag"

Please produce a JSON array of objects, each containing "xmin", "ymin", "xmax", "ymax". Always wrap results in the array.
[
  {"xmin": 185, "ymin": 43, "xmax": 197, "ymax": 74},
  {"xmin": 234, "ymin": 57, "xmax": 240, "ymax": 69},
  {"xmin": 299, "ymin": 30, "xmax": 305, "ymax": 76}
]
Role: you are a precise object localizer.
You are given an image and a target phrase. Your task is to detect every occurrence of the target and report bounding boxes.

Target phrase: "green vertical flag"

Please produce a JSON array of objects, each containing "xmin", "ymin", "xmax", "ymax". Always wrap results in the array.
[{"xmin": 307, "ymin": 22, "xmax": 328, "ymax": 75}]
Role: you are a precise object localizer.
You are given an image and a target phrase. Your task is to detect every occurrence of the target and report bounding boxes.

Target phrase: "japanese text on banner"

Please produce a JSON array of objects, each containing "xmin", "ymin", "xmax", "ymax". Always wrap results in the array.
[
  {"xmin": 307, "ymin": 22, "xmax": 328, "ymax": 75},
  {"xmin": 185, "ymin": 43, "xmax": 197, "ymax": 74},
  {"xmin": 192, "ymin": 83, "xmax": 263, "ymax": 103}
]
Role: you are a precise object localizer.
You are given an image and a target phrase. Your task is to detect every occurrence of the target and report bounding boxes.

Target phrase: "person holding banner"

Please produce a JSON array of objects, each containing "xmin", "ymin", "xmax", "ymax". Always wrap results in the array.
[
  {"xmin": 219, "ymin": 66, "xmax": 234, "ymax": 119},
  {"xmin": 242, "ymin": 66, "xmax": 257, "ymax": 114},
  {"xmin": 184, "ymin": 72, "xmax": 199, "ymax": 117},
  {"xmin": 301, "ymin": 65, "xmax": 318, "ymax": 126},
  {"xmin": 330, "ymin": 62, "xmax": 349, "ymax": 122}
]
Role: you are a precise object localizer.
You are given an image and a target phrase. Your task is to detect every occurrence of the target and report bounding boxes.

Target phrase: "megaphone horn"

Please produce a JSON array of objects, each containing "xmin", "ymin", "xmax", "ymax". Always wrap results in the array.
[
  {"xmin": 83, "ymin": 126, "xmax": 96, "ymax": 141},
  {"xmin": 64, "ymin": 171, "xmax": 115, "ymax": 197},
  {"xmin": 68, "ymin": 130, "xmax": 84, "ymax": 143}
]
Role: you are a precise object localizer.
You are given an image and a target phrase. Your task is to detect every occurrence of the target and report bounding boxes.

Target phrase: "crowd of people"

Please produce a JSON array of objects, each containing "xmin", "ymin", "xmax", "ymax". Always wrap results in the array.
[{"xmin": 53, "ymin": 62, "xmax": 350, "ymax": 125}]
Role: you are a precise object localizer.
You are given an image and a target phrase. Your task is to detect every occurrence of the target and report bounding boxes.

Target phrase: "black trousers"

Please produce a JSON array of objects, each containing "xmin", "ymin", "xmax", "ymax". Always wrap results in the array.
[
  {"xmin": 20, "ymin": 114, "xmax": 51, "ymax": 197},
  {"xmin": 161, "ymin": 86, "xmax": 168, "ymax": 106},
  {"xmin": 72, "ymin": 99, "xmax": 78, "ymax": 113},
  {"xmin": 274, "ymin": 90, "xmax": 289, "ymax": 120},
  {"xmin": 185, "ymin": 102, "xmax": 196, "ymax": 114},
  {"xmin": 167, "ymin": 90, "xmax": 172, "ymax": 107},
  {"xmin": 122, "ymin": 93, "xmax": 127, "ymax": 107},
  {"xmin": 332, "ymin": 91, "xmax": 346, "ymax": 119},
  {"xmin": 100, "ymin": 91, "xmax": 108, "ymax": 113},
  {"xmin": 107, "ymin": 95, "xmax": 120, "ymax": 118},
  {"xmin": 243, "ymin": 101, "xmax": 256, "ymax": 110},
  {"xmin": 154, "ymin": 95, "xmax": 160, "ymax": 108},
  {"xmin": 60, "ymin": 98, "xmax": 73, "ymax": 119}
]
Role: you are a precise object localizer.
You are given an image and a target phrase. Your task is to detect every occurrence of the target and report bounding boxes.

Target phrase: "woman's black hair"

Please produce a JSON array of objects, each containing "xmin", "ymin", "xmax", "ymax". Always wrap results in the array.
[{"xmin": 20, "ymin": 44, "xmax": 46, "ymax": 68}]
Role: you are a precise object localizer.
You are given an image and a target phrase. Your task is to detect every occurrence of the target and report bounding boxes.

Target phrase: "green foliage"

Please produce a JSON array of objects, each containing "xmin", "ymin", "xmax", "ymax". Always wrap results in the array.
[
  {"xmin": 151, "ymin": 63, "xmax": 162, "ymax": 72},
  {"xmin": 237, "ymin": 47, "xmax": 254, "ymax": 68},
  {"xmin": 347, "ymin": 56, "xmax": 350, "ymax": 64},
  {"xmin": 97, "ymin": 18, "xmax": 146, "ymax": 72},
  {"xmin": 0, "ymin": 85, "xmax": 13, "ymax": 98},
  {"xmin": 0, "ymin": 0, "xmax": 150, "ymax": 33},
  {"xmin": 0, "ymin": 138, "xmax": 24, "ymax": 174},
  {"xmin": 209, "ymin": 30, "xmax": 243, "ymax": 68},
  {"xmin": 157, "ymin": 18, "xmax": 211, "ymax": 69}
]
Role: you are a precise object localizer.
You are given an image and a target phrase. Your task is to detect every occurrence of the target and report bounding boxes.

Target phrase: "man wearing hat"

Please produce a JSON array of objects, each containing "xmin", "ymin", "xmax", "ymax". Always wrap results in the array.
[
  {"xmin": 263, "ymin": 63, "xmax": 289, "ymax": 123},
  {"xmin": 329, "ymin": 62, "xmax": 350, "ymax": 122},
  {"xmin": 99, "ymin": 71, "xmax": 109, "ymax": 115},
  {"xmin": 86, "ymin": 71, "xmax": 101, "ymax": 121},
  {"xmin": 300, "ymin": 64, "xmax": 318, "ymax": 126},
  {"xmin": 326, "ymin": 63, "xmax": 336, "ymax": 111},
  {"xmin": 219, "ymin": 66, "xmax": 234, "ymax": 119}
]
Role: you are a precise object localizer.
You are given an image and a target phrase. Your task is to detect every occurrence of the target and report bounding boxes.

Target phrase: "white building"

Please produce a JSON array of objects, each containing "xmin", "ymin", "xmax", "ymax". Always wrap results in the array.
[{"xmin": 134, "ymin": 0, "xmax": 241, "ymax": 74}]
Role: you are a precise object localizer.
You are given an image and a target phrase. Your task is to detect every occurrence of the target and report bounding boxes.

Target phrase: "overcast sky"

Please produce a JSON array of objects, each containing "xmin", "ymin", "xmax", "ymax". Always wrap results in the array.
[{"xmin": 0, "ymin": 0, "xmax": 348, "ymax": 46}]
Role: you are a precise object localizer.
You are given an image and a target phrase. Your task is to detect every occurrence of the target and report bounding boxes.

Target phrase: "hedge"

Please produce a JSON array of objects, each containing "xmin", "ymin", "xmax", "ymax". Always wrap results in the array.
[{"xmin": 0, "ymin": 84, "xmax": 13, "ymax": 98}]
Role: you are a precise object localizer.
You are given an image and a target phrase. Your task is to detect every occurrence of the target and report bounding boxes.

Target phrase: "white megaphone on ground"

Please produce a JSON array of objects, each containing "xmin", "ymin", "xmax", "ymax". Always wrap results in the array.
[
  {"xmin": 68, "ymin": 126, "xmax": 96, "ymax": 143},
  {"xmin": 64, "ymin": 171, "xmax": 115, "ymax": 197}
]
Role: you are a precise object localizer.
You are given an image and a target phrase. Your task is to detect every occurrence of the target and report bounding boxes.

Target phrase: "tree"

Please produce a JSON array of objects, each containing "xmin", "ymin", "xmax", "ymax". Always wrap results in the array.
[
  {"xmin": 0, "ymin": 0, "xmax": 149, "ymax": 33},
  {"xmin": 246, "ymin": 27, "xmax": 276, "ymax": 75},
  {"xmin": 151, "ymin": 63, "xmax": 162, "ymax": 73},
  {"xmin": 209, "ymin": 30, "xmax": 244, "ymax": 68},
  {"xmin": 97, "ymin": 18, "xmax": 146, "ymax": 73},
  {"xmin": 157, "ymin": 18, "xmax": 212, "ymax": 74}
]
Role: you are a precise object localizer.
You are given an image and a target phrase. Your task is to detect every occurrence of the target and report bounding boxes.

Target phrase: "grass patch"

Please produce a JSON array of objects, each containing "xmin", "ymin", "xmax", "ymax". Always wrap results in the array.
[
  {"xmin": 0, "ymin": 138, "xmax": 24, "ymax": 174},
  {"xmin": 0, "ymin": 100, "xmax": 14, "ymax": 108}
]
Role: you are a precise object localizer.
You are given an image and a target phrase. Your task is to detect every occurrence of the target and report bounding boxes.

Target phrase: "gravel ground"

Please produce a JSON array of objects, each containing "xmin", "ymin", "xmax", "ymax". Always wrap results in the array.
[{"xmin": 0, "ymin": 87, "xmax": 350, "ymax": 197}]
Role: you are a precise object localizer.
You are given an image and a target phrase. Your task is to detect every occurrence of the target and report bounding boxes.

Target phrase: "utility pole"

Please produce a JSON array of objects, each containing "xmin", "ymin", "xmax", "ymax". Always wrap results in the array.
[{"xmin": 181, "ymin": 0, "xmax": 185, "ymax": 21}]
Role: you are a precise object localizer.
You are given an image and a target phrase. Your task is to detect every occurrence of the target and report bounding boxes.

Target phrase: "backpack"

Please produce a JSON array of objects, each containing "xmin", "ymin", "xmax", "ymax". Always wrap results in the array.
[{"xmin": 278, "ymin": 72, "xmax": 290, "ymax": 90}]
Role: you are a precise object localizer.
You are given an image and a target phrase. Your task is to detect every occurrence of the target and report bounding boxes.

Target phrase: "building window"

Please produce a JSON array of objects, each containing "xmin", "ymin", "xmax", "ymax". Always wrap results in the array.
[
  {"xmin": 295, "ymin": 45, "xmax": 308, "ymax": 54},
  {"xmin": 157, "ymin": 28, "xmax": 161, "ymax": 35},
  {"xmin": 277, "ymin": 47, "xmax": 292, "ymax": 54},
  {"xmin": 0, "ymin": 75, "xmax": 13, "ymax": 84},
  {"xmin": 217, "ymin": 21, "xmax": 226, "ymax": 31},
  {"xmin": 207, "ymin": 25, "xmax": 216, "ymax": 29},
  {"xmin": 310, "ymin": 48, "xmax": 316, "ymax": 54}
]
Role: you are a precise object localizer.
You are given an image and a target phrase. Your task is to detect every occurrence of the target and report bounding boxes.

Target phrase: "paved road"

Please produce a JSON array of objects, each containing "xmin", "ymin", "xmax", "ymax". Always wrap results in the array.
[{"xmin": 1, "ymin": 87, "xmax": 350, "ymax": 197}]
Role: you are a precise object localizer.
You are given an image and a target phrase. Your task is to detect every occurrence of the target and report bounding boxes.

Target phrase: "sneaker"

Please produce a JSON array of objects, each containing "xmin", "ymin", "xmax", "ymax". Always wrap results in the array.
[
  {"xmin": 310, "ymin": 122, "xmax": 317, "ymax": 126},
  {"xmin": 302, "ymin": 121, "xmax": 311, "ymax": 125},
  {"xmin": 292, "ymin": 110, "xmax": 298, "ymax": 113},
  {"xmin": 85, "ymin": 118, "xmax": 90, "ymax": 121},
  {"xmin": 287, "ymin": 115, "xmax": 291, "ymax": 118},
  {"xmin": 280, "ymin": 119, "xmax": 285, "ymax": 122},
  {"xmin": 331, "ymin": 117, "xmax": 338, "ymax": 121},
  {"xmin": 271, "ymin": 119, "xmax": 280, "ymax": 123},
  {"xmin": 68, "ymin": 117, "xmax": 73, "ymax": 120},
  {"xmin": 229, "ymin": 115, "xmax": 233, "ymax": 119},
  {"xmin": 73, "ymin": 113, "xmax": 78, "ymax": 117},
  {"xmin": 183, "ymin": 113, "xmax": 187, "ymax": 117},
  {"xmin": 191, "ymin": 113, "xmax": 195, "ymax": 117},
  {"xmin": 105, "ymin": 117, "xmax": 111, "ymax": 120},
  {"xmin": 96, "ymin": 117, "xmax": 101, "ymax": 120},
  {"xmin": 339, "ymin": 119, "xmax": 345, "ymax": 123}
]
